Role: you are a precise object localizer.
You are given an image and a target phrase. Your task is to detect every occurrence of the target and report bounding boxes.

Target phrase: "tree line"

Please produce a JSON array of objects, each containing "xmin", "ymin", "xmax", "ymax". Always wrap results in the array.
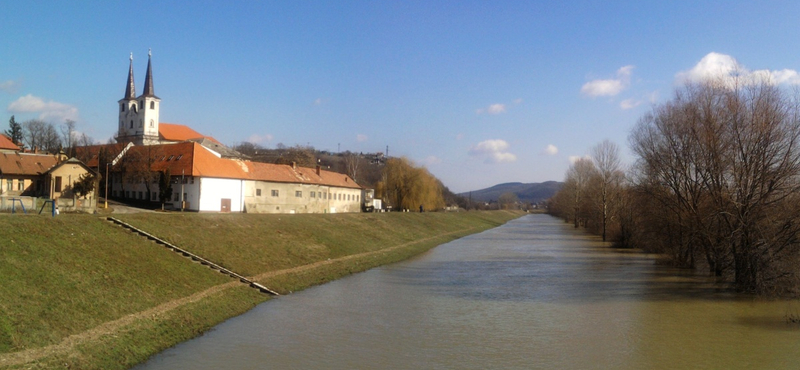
[
  {"xmin": 549, "ymin": 78, "xmax": 800, "ymax": 295},
  {"xmin": 5, "ymin": 116, "xmax": 95, "ymax": 155}
]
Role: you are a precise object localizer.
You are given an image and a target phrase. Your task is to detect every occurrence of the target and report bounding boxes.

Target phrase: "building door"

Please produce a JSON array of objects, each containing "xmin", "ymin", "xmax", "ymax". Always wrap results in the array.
[{"xmin": 221, "ymin": 198, "xmax": 231, "ymax": 213}]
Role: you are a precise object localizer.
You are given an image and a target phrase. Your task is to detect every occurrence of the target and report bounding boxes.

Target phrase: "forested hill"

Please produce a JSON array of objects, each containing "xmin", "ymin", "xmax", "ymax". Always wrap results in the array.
[{"xmin": 459, "ymin": 181, "xmax": 562, "ymax": 204}]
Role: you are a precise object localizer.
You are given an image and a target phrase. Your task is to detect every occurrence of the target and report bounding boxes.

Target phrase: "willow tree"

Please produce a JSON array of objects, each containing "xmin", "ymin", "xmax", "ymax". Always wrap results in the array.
[{"xmin": 378, "ymin": 157, "xmax": 444, "ymax": 211}]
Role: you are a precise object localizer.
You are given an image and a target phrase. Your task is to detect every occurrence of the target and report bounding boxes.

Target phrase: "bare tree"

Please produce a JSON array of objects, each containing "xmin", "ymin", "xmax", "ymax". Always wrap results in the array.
[{"xmin": 591, "ymin": 139, "xmax": 623, "ymax": 241}]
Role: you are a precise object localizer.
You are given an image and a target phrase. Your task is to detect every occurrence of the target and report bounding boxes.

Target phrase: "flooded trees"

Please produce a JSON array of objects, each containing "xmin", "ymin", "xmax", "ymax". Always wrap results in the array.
[
  {"xmin": 550, "ymin": 78, "xmax": 800, "ymax": 294},
  {"xmin": 629, "ymin": 79, "xmax": 800, "ymax": 294}
]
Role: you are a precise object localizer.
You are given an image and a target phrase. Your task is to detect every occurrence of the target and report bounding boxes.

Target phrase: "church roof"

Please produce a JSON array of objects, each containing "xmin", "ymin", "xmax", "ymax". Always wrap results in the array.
[
  {"xmin": 139, "ymin": 51, "xmax": 158, "ymax": 99},
  {"xmin": 158, "ymin": 123, "xmax": 216, "ymax": 143},
  {"xmin": 122, "ymin": 54, "xmax": 136, "ymax": 101},
  {"xmin": 0, "ymin": 134, "xmax": 20, "ymax": 151}
]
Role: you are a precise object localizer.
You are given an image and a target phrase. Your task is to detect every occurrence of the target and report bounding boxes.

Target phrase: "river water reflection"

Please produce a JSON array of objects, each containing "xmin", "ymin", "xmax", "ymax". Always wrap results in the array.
[{"xmin": 134, "ymin": 214, "xmax": 800, "ymax": 369}]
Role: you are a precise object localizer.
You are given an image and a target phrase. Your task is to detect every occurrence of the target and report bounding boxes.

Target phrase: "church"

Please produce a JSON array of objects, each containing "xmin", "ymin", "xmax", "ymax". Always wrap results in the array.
[{"xmin": 78, "ymin": 51, "xmax": 370, "ymax": 213}]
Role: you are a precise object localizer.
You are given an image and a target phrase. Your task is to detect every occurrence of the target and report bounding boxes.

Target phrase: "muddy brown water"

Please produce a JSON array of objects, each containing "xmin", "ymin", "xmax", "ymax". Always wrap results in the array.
[{"xmin": 133, "ymin": 214, "xmax": 800, "ymax": 369}]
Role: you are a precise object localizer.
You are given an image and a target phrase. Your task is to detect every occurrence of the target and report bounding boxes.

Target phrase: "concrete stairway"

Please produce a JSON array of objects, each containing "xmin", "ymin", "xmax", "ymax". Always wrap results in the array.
[{"xmin": 106, "ymin": 217, "xmax": 280, "ymax": 296}]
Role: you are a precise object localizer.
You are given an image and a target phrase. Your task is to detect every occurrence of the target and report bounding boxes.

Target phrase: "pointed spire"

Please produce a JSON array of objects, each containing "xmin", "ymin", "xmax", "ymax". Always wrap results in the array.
[
  {"xmin": 141, "ymin": 49, "xmax": 155, "ymax": 97},
  {"xmin": 123, "ymin": 53, "xmax": 136, "ymax": 100}
]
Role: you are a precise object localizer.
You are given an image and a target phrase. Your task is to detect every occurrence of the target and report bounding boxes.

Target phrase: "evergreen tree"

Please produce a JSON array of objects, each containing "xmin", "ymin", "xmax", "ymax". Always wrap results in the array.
[{"xmin": 5, "ymin": 115, "xmax": 22, "ymax": 146}]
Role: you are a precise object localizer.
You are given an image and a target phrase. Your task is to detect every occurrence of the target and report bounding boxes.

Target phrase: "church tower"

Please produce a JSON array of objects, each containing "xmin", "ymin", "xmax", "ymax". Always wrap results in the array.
[{"xmin": 117, "ymin": 50, "xmax": 161, "ymax": 145}]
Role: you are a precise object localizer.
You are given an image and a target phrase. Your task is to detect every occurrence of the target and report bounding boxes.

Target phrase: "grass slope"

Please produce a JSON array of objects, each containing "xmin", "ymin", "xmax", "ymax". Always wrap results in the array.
[{"xmin": 0, "ymin": 210, "xmax": 522, "ymax": 369}]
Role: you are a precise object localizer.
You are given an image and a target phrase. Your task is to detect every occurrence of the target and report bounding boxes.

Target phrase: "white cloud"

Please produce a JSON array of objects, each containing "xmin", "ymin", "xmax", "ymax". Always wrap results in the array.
[
  {"xmin": 356, "ymin": 134, "xmax": 368, "ymax": 142},
  {"xmin": 676, "ymin": 52, "xmax": 800, "ymax": 86},
  {"xmin": 542, "ymin": 144, "xmax": 558, "ymax": 156},
  {"xmin": 581, "ymin": 65, "xmax": 635, "ymax": 97},
  {"xmin": 247, "ymin": 133, "xmax": 273, "ymax": 144},
  {"xmin": 8, "ymin": 94, "xmax": 78, "ymax": 122},
  {"xmin": 476, "ymin": 102, "xmax": 511, "ymax": 115},
  {"xmin": 620, "ymin": 98, "xmax": 641, "ymax": 110},
  {"xmin": 424, "ymin": 156, "xmax": 442, "ymax": 166},
  {"xmin": 513, "ymin": 98, "xmax": 523, "ymax": 105},
  {"xmin": 0, "ymin": 80, "xmax": 20, "ymax": 94},
  {"xmin": 487, "ymin": 104, "xmax": 506, "ymax": 114},
  {"xmin": 568, "ymin": 155, "xmax": 592, "ymax": 164},
  {"xmin": 313, "ymin": 98, "xmax": 324, "ymax": 105},
  {"xmin": 469, "ymin": 139, "xmax": 517, "ymax": 163}
]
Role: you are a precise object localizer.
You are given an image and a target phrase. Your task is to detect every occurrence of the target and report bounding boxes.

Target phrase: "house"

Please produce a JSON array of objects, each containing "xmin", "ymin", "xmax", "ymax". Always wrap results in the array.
[
  {"xmin": 0, "ymin": 134, "xmax": 20, "ymax": 153},
  {"xmin": 0, "ymin": 152, "xmax": 98, "ymax": 212}
]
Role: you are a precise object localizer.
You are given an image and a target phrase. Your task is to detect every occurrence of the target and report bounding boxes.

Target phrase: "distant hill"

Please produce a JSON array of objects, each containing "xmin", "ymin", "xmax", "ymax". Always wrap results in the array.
[{"xmin": 459, "ymin": 181, "xmax": 563, "ymax": 204}]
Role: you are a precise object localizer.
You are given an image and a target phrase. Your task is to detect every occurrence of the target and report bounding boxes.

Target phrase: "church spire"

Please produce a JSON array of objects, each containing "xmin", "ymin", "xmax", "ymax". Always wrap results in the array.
[
  {"xmin": 123, "ymin": 52, "xmax": 136, "ymax": 100},
  {"xmin": 141, "ymin": 48, "xmax": 155, "ymax": 97}
]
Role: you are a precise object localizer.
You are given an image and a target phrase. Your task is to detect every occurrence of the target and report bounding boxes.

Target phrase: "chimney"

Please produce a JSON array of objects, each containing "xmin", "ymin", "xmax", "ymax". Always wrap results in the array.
[
  {"xmin": 316, "ymin": 165, "xmax": 321, "ymax": 176},
  {"xmin": 291, "ymin": 161, "xmax": 297, "ymax": 169}
]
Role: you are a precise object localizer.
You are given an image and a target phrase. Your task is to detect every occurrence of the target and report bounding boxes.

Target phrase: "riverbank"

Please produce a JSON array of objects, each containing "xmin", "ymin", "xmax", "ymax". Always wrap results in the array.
[{"xmin": 0, "ymin": 210, "xmax": 523, "ymax": 369}]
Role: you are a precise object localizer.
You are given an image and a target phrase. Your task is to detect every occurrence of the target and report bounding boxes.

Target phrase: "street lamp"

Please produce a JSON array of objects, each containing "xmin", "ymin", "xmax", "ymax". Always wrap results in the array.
[{"xmin": 104, "ymin": 162, "xmax": 110, "ymax": 209}]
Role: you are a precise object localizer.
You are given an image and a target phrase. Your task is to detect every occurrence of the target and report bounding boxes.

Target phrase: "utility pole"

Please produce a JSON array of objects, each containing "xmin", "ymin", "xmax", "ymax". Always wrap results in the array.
[
  {"xmin": 104, "ymin": 163, "xmax": 110, "ymax": 209},
  {"xmin": 181, "ymin": 169, "xmax": 185, "ymax": 212}
]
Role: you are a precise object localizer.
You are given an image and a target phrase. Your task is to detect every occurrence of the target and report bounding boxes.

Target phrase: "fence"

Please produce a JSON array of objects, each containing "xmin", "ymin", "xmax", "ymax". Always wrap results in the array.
[{"xmin": 0, "ymin": 196, "xmax": 97, "ymax": 214}]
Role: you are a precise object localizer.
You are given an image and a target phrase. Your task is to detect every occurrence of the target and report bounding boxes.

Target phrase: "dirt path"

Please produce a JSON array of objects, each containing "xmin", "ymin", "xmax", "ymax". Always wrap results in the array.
[{"xmin": 0, "ymin": 228, "xmax": 472, "ymax": 368}]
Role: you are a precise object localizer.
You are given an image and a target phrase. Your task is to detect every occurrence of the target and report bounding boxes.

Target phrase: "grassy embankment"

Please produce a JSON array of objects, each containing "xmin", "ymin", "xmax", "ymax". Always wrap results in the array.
[{"xmin": 0, "ymin": 210, "xmax": 523, "ymax": 369}]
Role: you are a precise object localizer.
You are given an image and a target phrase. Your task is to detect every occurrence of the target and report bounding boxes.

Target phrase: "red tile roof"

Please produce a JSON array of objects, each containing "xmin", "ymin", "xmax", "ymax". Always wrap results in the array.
[
  {"xmin": 101, "ymin": 142, "xmax": 362, "ymax": 188},
  {"xmin": 159, "ymin": 123, "xmax": 221, "ymax": 144},
  {"xmin": 0, "ymin": 134, "xmax": 20, "ymax": 151},
  {"xmin": 0, "ymin": 152, "xmax": 59, "ymax": 176},
  {"xmin": 73, "ymin": 143, "xmax": 130, "ymax": 168}
]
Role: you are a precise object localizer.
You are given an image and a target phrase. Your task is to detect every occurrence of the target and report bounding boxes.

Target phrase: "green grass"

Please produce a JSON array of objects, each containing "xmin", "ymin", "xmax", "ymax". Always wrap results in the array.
[
  {"xmin": 0, "ymin": 210, "xmax": 523, "ymax": 369},
  {"xmin": 114, "ymin": 211, "xmax": 522, "ymax": 278}
]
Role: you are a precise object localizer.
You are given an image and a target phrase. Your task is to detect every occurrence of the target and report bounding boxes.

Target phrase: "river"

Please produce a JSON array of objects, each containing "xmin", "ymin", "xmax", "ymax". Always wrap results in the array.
[{"xmin": 133, "ymin": 214, "xmax": 800, "ymax": 369}]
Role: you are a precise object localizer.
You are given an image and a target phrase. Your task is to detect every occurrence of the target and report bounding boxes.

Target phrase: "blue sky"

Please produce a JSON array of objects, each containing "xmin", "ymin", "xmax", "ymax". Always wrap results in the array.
[{"xmin": 3, "ymin": 1, "xmax": 800, "ymax": 193}]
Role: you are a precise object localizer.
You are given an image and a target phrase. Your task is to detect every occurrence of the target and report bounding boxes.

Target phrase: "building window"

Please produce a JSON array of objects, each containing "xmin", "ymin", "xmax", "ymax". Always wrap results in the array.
[
  {"xmin": 256, "ymin": 189, "xmax": 262, "ymax": 196},
  {"xmin": 139, "ymin": 100, "xmax": 143, "ymax": 107},
  {"xmin": 138, "ymin": 191, "xmax": 143, "ymax": 199},
  {"xmin": 271, "ymin": 189, "xmax": 279, "ymax": 197},
  {"xmin": 18, "ymin": 180, "xmax": 24, "ymax": 191},
  {"xmin": 5, "ymin": 179, "xmax": 11, "ymax": 191},
  {"xmin": 130, "ymin": 120, "xmax": 133, "ymax": 128},
  {"xmin": 310, "ymin": 191, "xmax": 315, "ymax": 198},
  {"xmin": 150, "ymin": 101, "xmax": 155, "ymax": 109},
  {"xmin": 295, "ymin": 191, "xmax": 302, "ymax": 198},
  {"xmin": 54, "ymin": 176, "xmax": 62, "ymax": 192},
  {"xmin": 151, "ymin": 192, "xmax": 157, "ymax": 201},
  {"xmin": 121, "ymin": 104, "xmax": 125, "ymax": 112},
  {"xmin": 139, "ymin": 119, "xmax": 143, "ymax": 127},
  {"xmin": 150, "ymin": 119, "xmax": 154, "ymax": 127}
]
